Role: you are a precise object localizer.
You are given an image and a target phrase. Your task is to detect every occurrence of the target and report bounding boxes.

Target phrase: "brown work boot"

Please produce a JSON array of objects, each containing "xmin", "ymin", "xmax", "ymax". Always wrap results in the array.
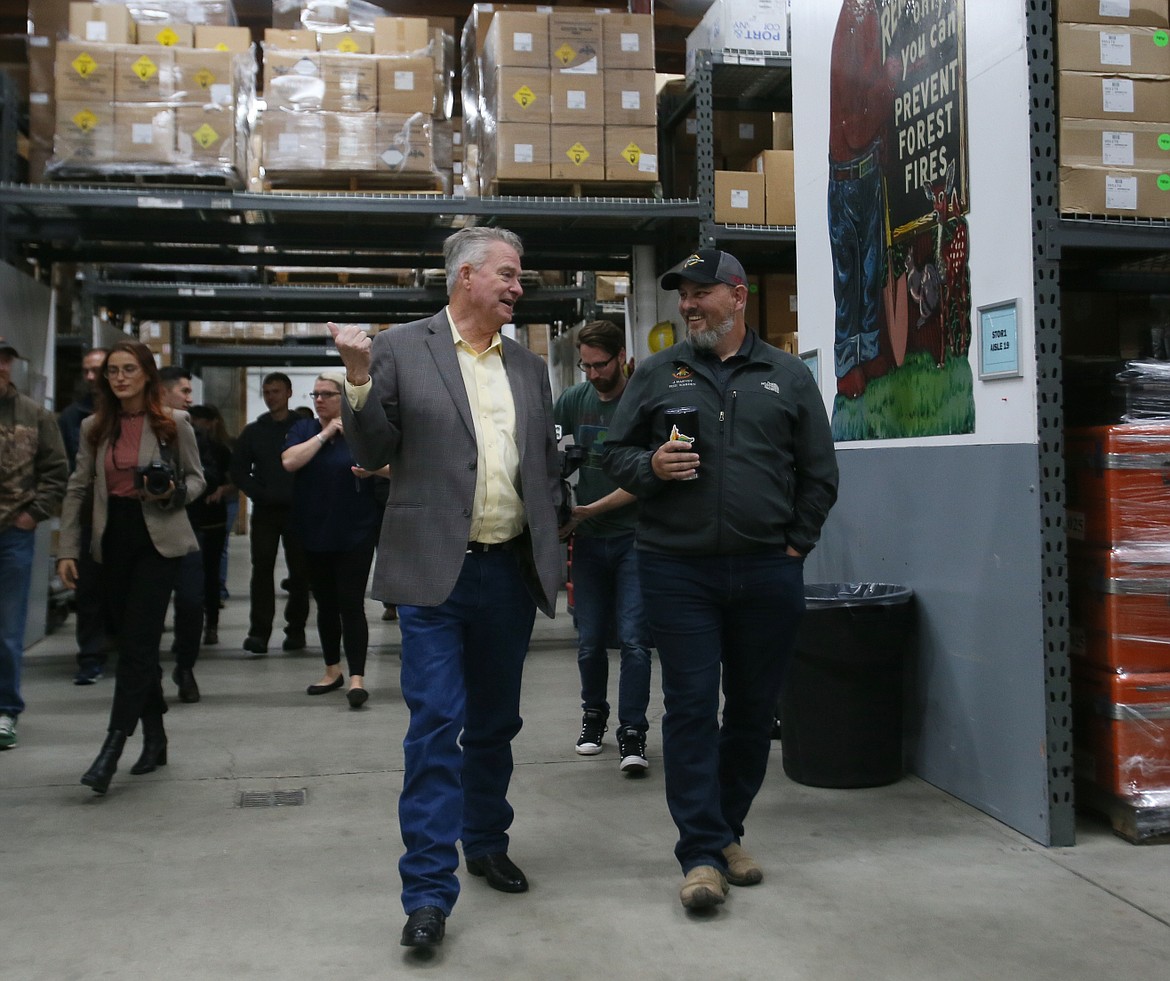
[
  {"xmin": 679, "ymin": 865, "xmax": 728, "ymax": 910},
  {"xmin": 722, "ymin": 843, "xmax": 763, "ymax": 886}
]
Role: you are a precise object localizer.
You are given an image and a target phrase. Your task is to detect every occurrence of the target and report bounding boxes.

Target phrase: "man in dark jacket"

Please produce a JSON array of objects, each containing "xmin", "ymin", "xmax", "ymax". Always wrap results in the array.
[
  {"xmin": 603, "ymin": 249, "xmax": 839, "ymax": 911},
  {"xmin": 229, "ymin": 372, "xmax": 309, "ymax": 656}
]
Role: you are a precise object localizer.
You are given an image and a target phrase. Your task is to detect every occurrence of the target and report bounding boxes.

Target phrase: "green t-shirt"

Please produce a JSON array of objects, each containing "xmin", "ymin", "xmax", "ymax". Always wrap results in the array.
[{"xmin": 553, "ymin": 380, "xmax": 636, "ymax": 538}]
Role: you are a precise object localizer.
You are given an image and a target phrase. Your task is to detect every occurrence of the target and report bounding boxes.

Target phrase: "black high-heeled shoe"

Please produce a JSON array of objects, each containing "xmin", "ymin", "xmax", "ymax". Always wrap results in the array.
[
  {"xmin": 130, "ymin": 715, "xmax": 168, "ymax": 775},
  {"xmin": 81, "ymin": 730, "xmax": 128, "ymax": 795}
]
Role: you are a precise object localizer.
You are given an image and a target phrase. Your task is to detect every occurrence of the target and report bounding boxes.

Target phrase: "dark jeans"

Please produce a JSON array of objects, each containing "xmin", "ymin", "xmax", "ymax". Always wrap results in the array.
[
  {"xmin": 248, "ymin": 504, "xmax": 309, "ymax": 642},
  {"xmin": 0, "ymin": 525, "xmax": 35, "ymax": 717},
  {"xmin": 305, "ymin": 543, "xmax": 375, "ymax": 676},
  {"xmin": 638, "ymin": 549, "xmax": 805, "ymax": 874},
  {"xmin": 571, "ymin": 532, "xmax": 652, "ymax": 732},
  {"xmin": 171, "ymin": 535, "xmax": 203, "ymax": 670},
  {"xmin": 201, "ymin": 526, "xmax": 227, "ymax": 629},
  {"xmin": 75, "ymin": 523, "xmax": 109, "ymax": 664},
  {"xmin": 102, "ymin": 497, "xmax": 181, "ymax": 733},
  {"xmin": 396, "ymin": 549, "xmax": 536, "ymax": 915}
]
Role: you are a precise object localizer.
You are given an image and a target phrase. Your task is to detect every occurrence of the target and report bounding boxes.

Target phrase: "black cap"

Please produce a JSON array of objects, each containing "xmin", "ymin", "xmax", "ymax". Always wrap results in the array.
[
  {"xmin": 0, "ymin": 336, "xmax": 20, "ymax": 358},
  {"xmin": 660, "ymin": 249, "xmax": 748, "ymax": 290}
]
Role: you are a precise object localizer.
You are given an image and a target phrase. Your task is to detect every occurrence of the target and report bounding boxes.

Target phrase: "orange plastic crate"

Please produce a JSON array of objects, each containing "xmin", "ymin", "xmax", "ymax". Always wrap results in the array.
[
  {"xmin": 1073, "ymin": 663, "xmax": 1170, "ymax": 801},
  {"xmin": 1066, "ymin": 424, "xmax": 1170, "ymax": 546}
]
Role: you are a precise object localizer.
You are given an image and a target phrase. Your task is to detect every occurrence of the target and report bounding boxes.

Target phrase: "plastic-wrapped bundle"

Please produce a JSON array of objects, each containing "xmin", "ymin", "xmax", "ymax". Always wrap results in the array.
[{"xmin": 1116, "ymin": 357, "xmax": 1170, "ymax": 421}]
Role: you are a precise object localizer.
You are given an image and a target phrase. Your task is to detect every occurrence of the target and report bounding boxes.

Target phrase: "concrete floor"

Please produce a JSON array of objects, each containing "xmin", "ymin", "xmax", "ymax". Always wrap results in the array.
[{"xmin": 2, "ymin": 538, "xmax": 1169, "ymax": 980}]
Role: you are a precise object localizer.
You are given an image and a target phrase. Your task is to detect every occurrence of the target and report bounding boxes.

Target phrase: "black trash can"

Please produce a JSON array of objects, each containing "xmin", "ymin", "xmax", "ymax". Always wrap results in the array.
[{"xmin": 780, "ymin": 583, "xmax": 914, "ymax": 788}]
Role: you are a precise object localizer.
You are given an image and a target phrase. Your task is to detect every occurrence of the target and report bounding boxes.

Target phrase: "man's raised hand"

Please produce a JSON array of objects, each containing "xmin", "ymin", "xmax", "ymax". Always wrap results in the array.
[{"xmin": 328, "ymin": 322, "xmax": 373, "ymax": 386}]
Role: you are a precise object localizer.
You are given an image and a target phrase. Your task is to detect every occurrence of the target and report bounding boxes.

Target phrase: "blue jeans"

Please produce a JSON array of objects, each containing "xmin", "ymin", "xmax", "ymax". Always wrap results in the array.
[
  {"xmin": 571, "ymin": 533, "xmax": 652, "ymax": 732},
  {"xmin": 396, "ymin": 549, "xmax": 537, "ymax": 915},
  {"xmin": 828, "ymin": 158, "xmax": 885, "ymax": 378},
  {"xmin": 0, "ymin": 526, "xmax": 36, "ymax": 717},
  {"xmin": 638, "ymin": 549, "xmax": 805, "ymax": 874}
]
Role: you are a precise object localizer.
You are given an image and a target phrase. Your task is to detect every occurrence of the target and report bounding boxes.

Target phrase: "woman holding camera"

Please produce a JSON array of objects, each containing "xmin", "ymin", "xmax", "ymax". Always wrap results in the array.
[
  {"xmin": 282, "ymin": 371, "xmax": 381, "ymax": 708},
  {"xmin": 58, "ymin": 342, "xmax": 204, "ymax": 795}
]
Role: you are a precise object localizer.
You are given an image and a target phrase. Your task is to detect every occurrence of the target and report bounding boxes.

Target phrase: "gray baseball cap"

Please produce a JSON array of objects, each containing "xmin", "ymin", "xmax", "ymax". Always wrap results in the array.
[
  {"xmin": 660, "ymin": 249, "xmax": 748, "ymax": 290},
  {"xmin": 0, "ymin": 336, "xmax": 21, "ymax": 358}
]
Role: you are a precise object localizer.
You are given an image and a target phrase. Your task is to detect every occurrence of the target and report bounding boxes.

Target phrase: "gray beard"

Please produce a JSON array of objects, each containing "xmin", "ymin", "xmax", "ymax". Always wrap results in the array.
[{"xmin": 688, "ymin": 315, "xmax": 735, "ymax": 352}]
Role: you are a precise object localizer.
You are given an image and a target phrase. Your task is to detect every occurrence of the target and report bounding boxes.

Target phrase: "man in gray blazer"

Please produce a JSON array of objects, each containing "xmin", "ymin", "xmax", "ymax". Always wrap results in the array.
[{"xmin": 330, "ymin": 227, "xmax": 562, "ymax": 950}]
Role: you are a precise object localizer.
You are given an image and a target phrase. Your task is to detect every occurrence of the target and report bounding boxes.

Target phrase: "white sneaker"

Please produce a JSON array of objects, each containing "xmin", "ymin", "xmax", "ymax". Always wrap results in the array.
[{"xmin": 0, "ymin": 713, "xmax": 18, "ymax": 749}]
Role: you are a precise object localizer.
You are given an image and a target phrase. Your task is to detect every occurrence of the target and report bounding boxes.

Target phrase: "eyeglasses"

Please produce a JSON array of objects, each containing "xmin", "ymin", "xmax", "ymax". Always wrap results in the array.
[
  {"xmin": 309, "ymin": 391, "xmax": 340, "ymax": 400},
  {"xmin": 576, "ymin": 354, "xmax": 618, "ymax": 373},
  {"xmin": 104, "ymin": 365, "xmax": 142, "ymax": 378}
]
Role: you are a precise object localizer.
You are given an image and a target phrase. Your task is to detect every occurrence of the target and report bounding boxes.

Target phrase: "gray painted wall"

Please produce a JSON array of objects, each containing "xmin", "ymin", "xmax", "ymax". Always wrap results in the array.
[{"xmin": 804, "ymin": 442, "xmax": 1053, "ymax": 844}]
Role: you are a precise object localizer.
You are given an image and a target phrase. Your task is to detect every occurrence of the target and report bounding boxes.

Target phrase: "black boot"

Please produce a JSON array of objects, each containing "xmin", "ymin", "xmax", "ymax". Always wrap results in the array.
[
  {"xmin": 80, "ymin": 730, "xmax": 128, "ymax": 795},
  {"xmin": 130, "ymin": 715, "xmax": 168, "ymax": 775}
]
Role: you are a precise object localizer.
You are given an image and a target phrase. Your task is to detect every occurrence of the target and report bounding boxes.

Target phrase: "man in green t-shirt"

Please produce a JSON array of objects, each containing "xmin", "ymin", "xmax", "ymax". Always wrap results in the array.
[{"xmin": 554, "ymin": 320, "xmax": 652, "ymax": 775}]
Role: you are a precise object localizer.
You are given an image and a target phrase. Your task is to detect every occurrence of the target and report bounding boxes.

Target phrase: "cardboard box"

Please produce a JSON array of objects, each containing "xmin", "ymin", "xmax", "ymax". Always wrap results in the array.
[
  {"xmin": 264, "ymin": 51, "xmax": 324, "ymax": 110},
  {"xmin": 762, "ymin": 273, "xmax": 798, "ymax": 337},
  {"xmin": 753, "ymin": 149, "xmax": 796, "ymax": 225},
  {"xmin": 549, "ymin": 12, "xmax": 602, "ymax": 74},
  {"xmin": 1059, "ymin": 71, "xmax": 1170, "ymax": 122},
  {"xmin": 484, "ymin": 122, "xmax": 550, "ymax": 181},
  {"xmin": 606, "ymin": 125, "xmax": 658, "ymax": 182},
  {"xmin": 175, "ymin": 106, "xmax": 236, "ymax": 168},
  {"xmin": 187, "ymin": 321, "xmax": 233, "ymax": 339},
  {"xmin": 483, "ymin": 12, "xmax": 550, "ymax": 69},
  {"xmin": 320, "ymin": 52, "xmax": 377, "ymax": 112},
  {"xmin": 263, "ymin": 29, "xmax": 317, "ymax": 51},
  {"xmin": 318, "ymin": 31, "xmax": 374, "ymax": 54},
  {"xmin": 550, "ymin": 73, "xmax": 604, "ymax": 125},
  {"xmin": 714, "ymin": 170, "xmax": 766, "ymax": 224},
  {"xmin": 1058, "ymin": 23, "xmax": 1170, "ymax": 74},
  {"xmin": 28, "ymin": 35, "xmax": 56, "ymax": 96},
  {"xmin": 263, "ymin": 109, "xmax": 327, "ymax": 170},
  {"xmin": 174, "ymin": 49, "xmax": 238, "ymax": 108},
  {"xmin": 374, "ymin": 112, "xmax": 437, "ymax": 174},
  {"xmin": 551, "ymin": 125, "xmax": 605, "ymax": 180},
  {"xmin": 485, "ymin": 67, "xmax": 551, "ymax": 124},
  {"xmin": 602, "ymin": 13, "xmax": 654, "ymax": 71},
  {"xmin": 324, "ymin": 112, "xmax": 376, "ymax": 170},
  {"xmin": 55, "ymin": 41, "xmax": 116, "ymax": 102},
  {"xmin": 595, "ymin": 273, "xmax": 630, "ymax": 301},
  {"xmin": 773, "ymin": 111, "xmax": 793, "ymax": 150},
  {"xmin": 113, "ymin": 105, "xmax": 176, "ymax": 163},
  {"xmin": 114, "ymin": 45, "xmax": 177, "ymax": 103},
  {"xmin": 718, "ymin": 111, "xmax": 773, "ymax": 169},
  {"xmin": 53, "ymin": 101, "xmax": 115, "ymax": 166},
  {"xmin": 1058, "ymin": 0, "xmax": 1169, "ymax": 27},
  {"xmin": 29, "ymin": 0, "xmax": 72, "ymax": 41},
  {"xmin": 138, "ymin": 23, "xmax": 194, "ymax": 49},
  {"xmin": 1060, "ymin": 117, "xmax": 1170, "ymax": 170},
  {"xmin": 195, "ymin": 26, "xmax": 254, "ymax": 53},
  {"xmin": 1060, "ymin": 165, "xmax": 1170, "ymax": 218},
  {"xmin": 603, "ymin": 70, "xmax": 656, "ymax": 127},
  {"xmin": 69, "ymin": 2, "xmax": 135, "ymax": 44},
  {"xmin": 376, "ymin": 56, "xmax": 435, "ymax": 114},
  {"xmin": 687, "ymin": 0, "xmax": 788, "ymax": 73},
  {"xmin": 373, "ymin": 17, "xmax": 431, "ymax": 56}
]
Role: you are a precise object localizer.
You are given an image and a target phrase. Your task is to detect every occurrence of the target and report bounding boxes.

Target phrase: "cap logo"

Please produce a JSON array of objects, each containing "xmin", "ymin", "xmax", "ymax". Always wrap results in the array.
[{"xmin": 682, "ymin": 253, "xmax": 704, "ymax": 269}]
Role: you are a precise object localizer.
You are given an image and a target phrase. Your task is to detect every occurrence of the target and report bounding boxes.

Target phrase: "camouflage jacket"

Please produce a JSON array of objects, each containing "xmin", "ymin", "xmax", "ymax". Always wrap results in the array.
[{"xmin": 0, "ymin": 384, "xmax": 68, "ymax": 534}]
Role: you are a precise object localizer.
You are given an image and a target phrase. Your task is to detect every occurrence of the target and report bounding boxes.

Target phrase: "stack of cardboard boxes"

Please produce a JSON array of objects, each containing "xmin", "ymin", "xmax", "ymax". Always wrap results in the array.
[
  {"xmin": 47, "ymin": 2, "xmax": 254, "ymax": 182},
  {"xmin": 257, "ymin": 16, "xmax": 454, "ymax": 189},
  {"xmin": 1066, "ymin": 423, "xmax": 1170, "ymax": 823},
  {"xmin": 1058, "ymin": 0, "xmax": 1170, "ymax": 218},
  {"xmin": 462, "ymin": 5, "xmax": 658, "ymax": 192}
]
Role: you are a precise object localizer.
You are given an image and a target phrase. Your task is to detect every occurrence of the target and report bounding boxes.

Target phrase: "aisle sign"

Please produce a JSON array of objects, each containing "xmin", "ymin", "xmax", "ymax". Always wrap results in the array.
[{"xmin": 978, "ymin": 300, "xmax": 1020, "ymax": 379}]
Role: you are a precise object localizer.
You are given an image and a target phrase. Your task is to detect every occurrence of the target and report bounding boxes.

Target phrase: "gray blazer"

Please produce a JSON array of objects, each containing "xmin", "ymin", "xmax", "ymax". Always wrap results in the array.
[
  {"xmin": 59, "ymin": 409, "xmax": 205, "ymax": 563},
  {"xmin": 343, "ymin": 311, "xmax": 563, "ymax": 617}
]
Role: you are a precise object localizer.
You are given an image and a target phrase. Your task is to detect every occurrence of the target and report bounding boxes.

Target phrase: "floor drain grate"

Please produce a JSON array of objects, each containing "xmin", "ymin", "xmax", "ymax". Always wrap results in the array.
[{"xmin": 237, "ymin": 789, "xmax": 307, "ymax": 808}]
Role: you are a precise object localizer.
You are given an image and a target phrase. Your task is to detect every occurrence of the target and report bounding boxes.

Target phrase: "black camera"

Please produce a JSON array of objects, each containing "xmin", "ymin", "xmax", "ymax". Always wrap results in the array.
[
  {"xmin": 560, "ymin": 443, "xmax": 587, "ymax": 480},
  {"xmin": 135, "ymin": 461, "xmax": 175, "ymax": 497}
]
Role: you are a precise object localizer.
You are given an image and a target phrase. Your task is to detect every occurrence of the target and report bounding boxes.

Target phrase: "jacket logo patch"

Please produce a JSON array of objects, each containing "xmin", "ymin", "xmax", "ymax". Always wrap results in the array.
[
  {"xmin": 761, "ymin": 381, "xmax": 779, "ymax": 394},
  {"xmin": 672, "ymin": 364, "xmax": 693, "ymax": 380}
]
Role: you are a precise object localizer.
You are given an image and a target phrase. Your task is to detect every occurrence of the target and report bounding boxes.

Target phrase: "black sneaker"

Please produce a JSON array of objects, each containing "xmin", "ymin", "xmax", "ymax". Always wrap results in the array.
[
  {"xmin": 73, "ymin": 660, "xmax": 103, "ymax": 685},
  {"xmin": 242, "ymin": 636, "xmax": 268, "ymax": 657},
  {"xmin": 617, "ymin": 726, "xmax": 648, "ymax": 775},
  {"xmin": 575, "ymin": 709, "xmax": 608, "ymax": 756},
  {"xmin": 282, "ymin": 630, "xmax": 307, "ymax": 652}
]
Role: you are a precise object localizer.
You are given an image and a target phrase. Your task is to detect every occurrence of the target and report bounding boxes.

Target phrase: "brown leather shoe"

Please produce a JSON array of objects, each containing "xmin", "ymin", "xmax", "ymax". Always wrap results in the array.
[
  {"xmin": 679, "ymin": 865, "xmax": 728, "ymax": 910},
  {"xmin": 722, "ymin": 843, "xmax": 763, "ymax": 886}
]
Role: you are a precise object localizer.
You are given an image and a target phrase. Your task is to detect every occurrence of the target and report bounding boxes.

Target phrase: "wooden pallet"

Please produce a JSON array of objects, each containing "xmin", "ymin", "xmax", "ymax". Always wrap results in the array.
[
  {"xmin": 259, "ymin": 171, "xmax": 448, "ymax": 195},
  {"xmin": 1076, "ymin": 781, "xmax": 1170, "ymax": 844},
  {"xmin": 482, "ymin": 178, "xmax": 662, "ymax": 200},
  {"xmin": 269, "ymin": 267, "xmax": 420, "ymax": 287},
  {"xmin": 46, "ymin": 166, "xmax": 245, "ymax": 190}
]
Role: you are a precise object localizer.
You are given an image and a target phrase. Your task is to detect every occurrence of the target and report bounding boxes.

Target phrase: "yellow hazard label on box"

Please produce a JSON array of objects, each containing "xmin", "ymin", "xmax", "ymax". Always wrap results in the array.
[
  {"xmin": 72, "ymin": 109, "xmax": 99, "ymax": 132},
  {"xmin": 554, "ymin": 43, "xmax": 577, "ymax": 66},
  {"xmin": 193, "ymin": 123, "xmax": 220, "ymax": 148},
  {"xmin": 194, "ymin": 68, "xmax": 217, "ymax": 89},
  {"xmin": 512, "ymin": 86, "xmax": 537, "ymax": 109},
  {"xmin": 157, "ymin": 28, "xmax": 180, "ymax": 46},
  {"xmin": 337, "ymin": 36, "xmax": 360, "ymax": 52},
  {"xmin": 133, "ymin": 56, "xmax": 158, "ymax": 81},
  {"xmin": 71, "ymin": 52, "xmax": 98, "ymax": 78},
  {"xmin": 565, "ymin": 142, "xmax": 590, "ymax": 166},
  {"xmin": 622, "ymin": 143, "xmax": 642, "ymax": 166}
]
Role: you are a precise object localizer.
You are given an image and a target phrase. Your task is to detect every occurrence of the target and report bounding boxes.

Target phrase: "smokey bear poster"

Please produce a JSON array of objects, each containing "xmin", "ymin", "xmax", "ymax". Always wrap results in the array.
[{"xmin": 827, "ymin": 0, "xmax": 974, "ymax": 440}]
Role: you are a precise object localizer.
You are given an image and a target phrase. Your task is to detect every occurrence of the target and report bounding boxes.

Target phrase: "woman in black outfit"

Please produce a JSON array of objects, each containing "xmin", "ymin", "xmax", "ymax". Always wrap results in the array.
[{"xmin": 57, "ymin": 342, "xmax": 204, "ymax": 794}]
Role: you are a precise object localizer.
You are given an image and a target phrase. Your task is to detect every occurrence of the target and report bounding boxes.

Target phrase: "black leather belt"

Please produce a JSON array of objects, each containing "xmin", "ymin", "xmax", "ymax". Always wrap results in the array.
[{"xmin": 466, "ymin": 538, "xmax": 517, "ymax": 554}]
